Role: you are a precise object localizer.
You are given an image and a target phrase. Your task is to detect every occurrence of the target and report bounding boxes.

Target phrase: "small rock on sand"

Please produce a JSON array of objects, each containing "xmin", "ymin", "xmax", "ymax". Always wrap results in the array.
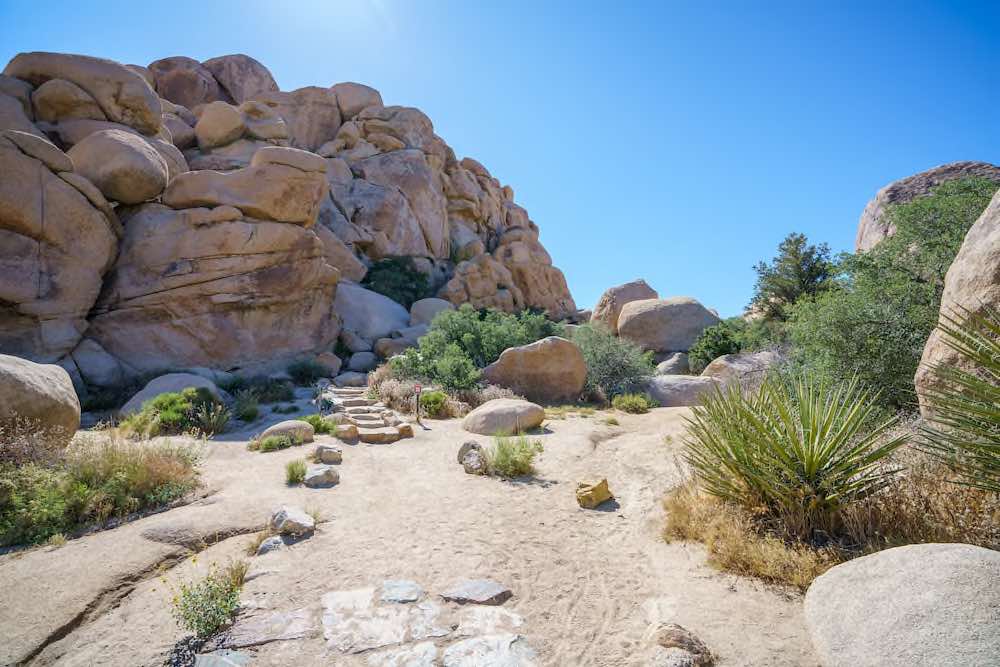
[{"xmin": 440, "ymin": 579, "xmax": 512, "ymax": 605}]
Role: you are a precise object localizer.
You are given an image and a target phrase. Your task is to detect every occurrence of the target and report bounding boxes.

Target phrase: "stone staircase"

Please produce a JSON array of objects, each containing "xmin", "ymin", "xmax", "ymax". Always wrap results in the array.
[{"xmin": 323, "ymin": 386, "xmax": 414, "ymax": 444}]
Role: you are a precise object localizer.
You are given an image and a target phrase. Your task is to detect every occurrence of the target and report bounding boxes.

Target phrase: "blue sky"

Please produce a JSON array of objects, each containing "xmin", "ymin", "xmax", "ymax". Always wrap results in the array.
[{"xmin": 2, "ymin": 1, "xmax": 998, "ymax": 316}]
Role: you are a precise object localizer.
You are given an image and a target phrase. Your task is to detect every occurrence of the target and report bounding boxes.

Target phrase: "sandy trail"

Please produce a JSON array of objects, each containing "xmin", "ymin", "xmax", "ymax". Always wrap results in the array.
[{"xmin": 0, "ymin": 405, "xmax": 816, "ymax": 666}]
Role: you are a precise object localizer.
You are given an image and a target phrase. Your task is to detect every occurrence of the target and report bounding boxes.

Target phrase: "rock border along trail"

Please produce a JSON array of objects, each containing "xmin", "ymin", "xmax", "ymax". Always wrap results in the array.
[{"xmin": 0, "ymin": 406, "xmax": 816, "ymax": 666}]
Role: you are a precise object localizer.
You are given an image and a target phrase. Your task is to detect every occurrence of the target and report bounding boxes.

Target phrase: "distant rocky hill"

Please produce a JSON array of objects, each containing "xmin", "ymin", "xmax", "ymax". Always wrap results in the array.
[{"xmin": 0, "ymin": 52, "xmax": 577, "ymax": 392}]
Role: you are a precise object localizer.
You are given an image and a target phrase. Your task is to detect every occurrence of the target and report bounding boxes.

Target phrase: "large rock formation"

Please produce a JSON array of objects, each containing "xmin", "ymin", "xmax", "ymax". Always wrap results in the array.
[
  {"xmin": 0, "ymin": 50, "xmax": 575, "ymax": 390},
  {"xmin": 591, "ymin": 279, "xmax": 658, "ymax": 333},
  {"xmin": 483, "ymin": 336, "xmax": 587, "ymax": 403},
  {"xmin": 855, "ymin": 161, "xmax": 1000, "ymax": 252},
  {"xmin": 915, "ymin": 189, "xmax": 1000, "ymax": 415},
  {"xmin": 618, "ymin": 297, "xmax": 720, "ymax": 354}
]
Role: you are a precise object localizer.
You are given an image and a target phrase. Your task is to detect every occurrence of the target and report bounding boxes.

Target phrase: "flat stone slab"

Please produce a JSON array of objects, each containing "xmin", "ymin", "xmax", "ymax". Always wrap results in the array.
[
  {"xmin": 322, "ymin": 588, "xmax": 450, "ymax": 654},
  {"xmin": 381, "ymin": 579, "xmax": 425, "ymax": 603},
  {"xmin": 358, "ymin": 426, "xmax": 402, "ymax": 444},
  {"xmin": 440, "ymin": 579, "xmax": 512, "ymax": 606},
  {"xmin": 339, "ymin": 397, "xmax": 375, "ymax": 407},
  {"xmin": 365, "ymin": 641, "xmax": 437, "ymax": 666},
  {"xmin": 223, "ymin": 608, "xmax": 315, "ymax": 648},
  {"xmin": 442, "ymin": 633, "xmax": 537, "ymax": 666},
  {"xmin": 194, "ymin": 650, "xmax": 252, "ymax": 667},
  {"xmin": 455, "ymin": 607, "xmax": 524, "ymax": 637}
]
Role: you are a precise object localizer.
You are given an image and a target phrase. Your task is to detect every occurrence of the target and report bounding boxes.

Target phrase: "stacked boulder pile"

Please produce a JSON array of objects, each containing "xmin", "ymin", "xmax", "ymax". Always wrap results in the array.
[{"xmin": 0, "ymin": 51, "xmax": 576, "ymax": 401}]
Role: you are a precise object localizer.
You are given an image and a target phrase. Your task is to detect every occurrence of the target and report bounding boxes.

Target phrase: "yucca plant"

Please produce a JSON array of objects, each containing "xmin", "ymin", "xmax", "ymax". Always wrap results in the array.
[
  {"xmin": 683, "ymin": 375, "xmax": 905, "ymax": 540},
  {"xmin": 919, "ymin": 308, "xmax": 1000, "ymax": 493}
]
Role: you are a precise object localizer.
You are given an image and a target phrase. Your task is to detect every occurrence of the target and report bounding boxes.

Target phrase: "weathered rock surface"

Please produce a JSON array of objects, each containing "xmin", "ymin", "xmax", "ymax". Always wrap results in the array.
[
  {"xmin": 592, "ymin": 279, "xmax": 659, "ymax": 333},
  {"xmin": 251, "ymin": 87, "xmax": 340, "ymax": 152},
  {"xmin": 32, "ymin": 78, "xmax": 106, "ymax": 123},
  {"xmin": 334, "ymin": 282, "xmax": 410, "ymax": 341},
  {"xmin": 0, "ymin": 133, "xmax": 118, "ymax": 360},
  {"xmin": 804, "ymin": 543, "xmax": 1000, "ymax": 667},
  {"xmin": 322, "ymin": 587, "xmax": 450, "ymax": 654},
  {"xmin": 304, "ymin": 463, "xmax": 340, "ymax": 488},
  {"xmin": 701, "ymin": 350, "xmax": 782, "ymax": 386},
  {"xmin": 331, "ymin": 82, "xmax": 383, "ymax": 120},
  {"xmin": 916, "ymin": 189, "xmax": 1000, "ymax": 415},
  {"xmin": 656, "ymin": 352, "xmax": 690, "ymax": 375},
  {"xmin": 120, "ymin": 372, "xmax": 222, "ymax": 415},
  {"xmin": 856, "ymin": 161, "xmax": 1000, "ymax": 251},
  {"xmin": 315, "ymin": 443, "xmax": 343, "ymax": 464},
  {"xmin": 269, "ymin": 505, "xmax": 315, "ymax": 536},
  {"xmin": 645, "ymin": 376, "xmax": 722, "ymax": 407},
  {"xmin": 0, "ymin": 353, "xmax": 80, "ymax": 444},
  {"xmin": 202, "ymin": 54, "xmax": 278, "ymax": 104},
  {"xmin": 381, "ymin": 580, "xmax": 424, "ymax": 603},
  {"xmin": 462, "ymin": 398, "xmax": 544, "ymax": 436},
  {"xmin": 163, "ymin": 148, "xmax": 328, "ymax": 225},
  {"xmin": 442, "ymin": 634, "xmax": 537, "ymax": 666},
  {"xmin": 260, "ymin": 419, "xmax": 315, "ymax": 444},
  {"xmin": 5, "ymin": 52, "xmax": 162, "ymax": 134},
  {"xmin": 576, "ymin": 479, "xmax": 613, "ymax": 509},
  {"xmin": 86, "ymin": 204, "xmax": 339, "ymax": 376},
  {"xmin": 410, "ymin": 297, "xmax": 454, "ymax": 326},
  {"xmin": 67, "ymin": 128, "xmax": 169, "ymax": 204},
  {"xmin": 440, "ymin": 579, "xmax": 513, "ymax": 605},
  {"xmin": 148, "ymin": 56, "xmax": 224, "ymax": 109},
  {"xmin": 482, "ymin": 336, "xmax": 587, "ymax": 403},
  {"xmin": 618, "ymin": 297, "xmax": 721, "ymax": 353}
]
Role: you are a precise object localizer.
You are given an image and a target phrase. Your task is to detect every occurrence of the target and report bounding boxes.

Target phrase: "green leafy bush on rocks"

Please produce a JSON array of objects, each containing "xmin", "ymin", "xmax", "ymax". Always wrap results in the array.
[
  {"xmin": 611, "ymin": 392, "xmax": 659, "ymax": 414},
  {"xmin": 571, "ymin": 323, "xmax": 654, "ymax": 399},
  {"xmin": 361, "ymin": 257, "xmax": 433, "ymax": 308},
  {"xmin": 120, "ymin": 388, "xmax": 221, "ymax": 437},
  {"xmin": 169, "ymin": 560, "xmax": 247, "ymax": 638}
]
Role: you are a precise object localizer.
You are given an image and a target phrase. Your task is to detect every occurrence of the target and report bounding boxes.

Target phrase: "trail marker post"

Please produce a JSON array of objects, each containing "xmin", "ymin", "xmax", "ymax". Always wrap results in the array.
[{"xmin": 415, "ymin": 384, "xmax": 422, "ymax": 425}]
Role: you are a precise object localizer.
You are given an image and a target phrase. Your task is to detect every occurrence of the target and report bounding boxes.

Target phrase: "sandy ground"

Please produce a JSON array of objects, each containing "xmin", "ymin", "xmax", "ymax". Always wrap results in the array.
[{"xmin": 0, "ymin": 402, "xmax": 817, "ymax": 666}]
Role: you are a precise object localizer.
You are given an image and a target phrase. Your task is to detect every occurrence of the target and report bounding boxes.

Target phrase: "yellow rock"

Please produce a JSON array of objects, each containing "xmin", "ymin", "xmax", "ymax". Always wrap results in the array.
[
  {"xmin": 334, "ymin": 423, "xmax": 358, "ymax": 441},
  {"xmin": 396, "ymin": 423, "xmax": 414, "ymax": 438},
  {"xmin": 576, "ymin": 479, "xmax": 613, "ymax": 509}
]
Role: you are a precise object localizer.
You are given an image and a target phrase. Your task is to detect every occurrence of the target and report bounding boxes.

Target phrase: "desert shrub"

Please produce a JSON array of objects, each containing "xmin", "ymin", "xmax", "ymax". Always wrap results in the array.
[
  {"xmin": 297, "ymin": 413, "xmax": 333, "ymax": 435},
  {"xmin": 571, "ymin": 322, "xmax": 654, "ymax": 399},
  {"xmin": 169, "ymin": 560, "xmax": 247, "ymax": 638},
  {"xmin": 361, "ymin": 257, "xmax": 432, "ymax": 308},
  {"xmin": 688, "ymin": 319, "xmax": 745, "ymax": 373},
  {"xmin": 192, "ymin": 403, "xmax": 230, "ymax": 436},
  {"xmin": 611, "ymin": 392, "xmax": 659, "ymax": 414},
  {"xmin": 919, "ymin": 308, "xmax": 1000, "ymax": 492},
  {"xmin": 749, "ymin": 232, "xmax": 835, "ymax": 321},
  {"xmin": 602, "ymin": 416, "xmax": 620, "ymax": 426},
  {"xmin": 232, "ymin": 390, "xmax": 259, "ymax": 422},
  {"xmin": 253, "ymin": 434, "xmax": 302, "ymax": 453},
  {"xmin": 787, "ymin": 177, "xmax": 999, "ymax": 410},
  {"xmin": 0, "ymin": 418, "xmax": 68, "ymax": 466},
  {"xmin": 271, "ymin": 404, "xmax": 299, "ymax": 414},
  {"xmin": 486, "ymin": 435, "xmax": 544, "ymax": 478},
  {"xmin": 244, "ymin": 376, "xmax": 295, "ymax": 404},
  {"xmin": 119, "ymin": 388, "xmax": 219, "ymax": 438},
  {"xmin": 287, "ymin": 360, "xmax": 329, "ymax": 386},
  {"xmin": 285, "ymin": 459, "xmax": 307, "ymax": 485},
  {"xmin": 0, "ymin": 433, "xmax": 201, "ymax": 546},
  {"xmin": 684, "ymin": 375, "xmax": 905, "ymax": 541},
  {"xmin": 419, "ymin": 390, "xmax": 449, "ymax": 418},
  {"xmin": 451, "ymin": 383, "xmax": 521, "ymax": 408}
]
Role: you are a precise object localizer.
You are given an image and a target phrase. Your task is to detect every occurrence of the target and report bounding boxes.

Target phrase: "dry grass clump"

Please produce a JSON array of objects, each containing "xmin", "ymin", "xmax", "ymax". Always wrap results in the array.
[
  {"xmin": 452, "ymin": 384, "xmax": 522, "ymax": 408},
  {"xmin": 285, "ymin": 459, "xmax": 307, "ymax": 485},
  {"xmin": 0, "ymin": 418, "xmax": 68, "ymax": 466},
  {"xmin": 545, "ymin": 405, "xmax": 597, "ymax": 420},
  {"xmin": 664, "ymin": 482, "xmax": 839, "ymax": 590},
  {"xmin": 486, "ymin": 435, "xmax": 544, "ymax": 478}
]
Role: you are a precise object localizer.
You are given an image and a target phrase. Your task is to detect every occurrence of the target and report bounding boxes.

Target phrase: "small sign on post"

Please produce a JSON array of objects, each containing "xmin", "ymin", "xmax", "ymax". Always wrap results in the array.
[{"xmin": 414, "ymin": 384, "xmax": 423, "ymax": 425}]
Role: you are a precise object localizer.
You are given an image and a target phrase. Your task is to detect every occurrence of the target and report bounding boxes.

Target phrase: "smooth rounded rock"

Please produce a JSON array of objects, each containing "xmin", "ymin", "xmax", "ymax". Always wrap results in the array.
[
  {"xmin": 591, "ymin": 279, "xmax": 659, "ymax": 333},
  {"xmin": 0, "ymin": 354, "xmax": 80, "ymax": 446},
  {"xmin": 618, "ymin": 297, "xmax": 721, "ymax": 353},
  {"xmin": 259, "ymin": 419, "xmax": 314, "ymax": 444},
  {"xmin": 195, "ymin": 100, "xmax": 246, "ymax": 149},
  {"xmin": 482, "ymin": 336, "xmax": 587, "ymax": 403},
  {"xmin": 645, "ymin": 375, "xmax": 722, "ymax": 407},
  {"xmin": 269, "ymin": 505, "xmax": 315, "ymax": 536},
  {"xmin": 462, "ymin": 398, "xmax": 544, "ymax": 436},
  {"xmin": 304, "ymin": 463, "xmax": 339, "ymax": 488},
  {"xmin": 409, "ymin": 297, "xmax": 454, "ymax": 326},
  {"xmin": 120, "ymin": 372, "xmax": 222, "ymax": 416},
  {"xmin": 67, "ymin": 129, "xmax": 168, "ymax": 204}
]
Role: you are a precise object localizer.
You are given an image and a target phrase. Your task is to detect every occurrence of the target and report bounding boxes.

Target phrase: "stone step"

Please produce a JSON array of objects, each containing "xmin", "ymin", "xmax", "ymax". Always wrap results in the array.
[
  {"xmin": 345, "ymin": 405, "xmax": 383, "ymax": 415},
  {"xmin": 349, "ymin": 414, "xmax": 384, "ymax": 425},
  {"xmin": 357, "ymin": 427, "xmax": 402, "ymax": 445},
  {"xmin": 338, "ymin": 397, "xmax": 375, "ymax": 408}
]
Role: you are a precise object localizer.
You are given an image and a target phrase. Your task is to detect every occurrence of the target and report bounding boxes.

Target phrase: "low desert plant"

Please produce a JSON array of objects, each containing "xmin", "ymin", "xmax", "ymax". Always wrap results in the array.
[
  {"xmin": 285, "ymin": 459, "xmax": 307, "ymax": 485},
  {"xmin": 451, "ymin": 383, "xmax": 522, "ymax": 408},
  {"xmin": 245, "ymin": 376, "xmax": 295, "ymax": 404},
  {"xmin": 919, "ymin": 308, "xmax": 1000, "ymax": 492},
  {"xmin": 0, "ymin": 432, "xmax": 201, "ymax": 546},
  {"xmin": 287, "ymin": 360, "xmax": 329, "ymax": 387},
  {"xmin": 684, "ymin": 375, "xmax": 905, "ymax": 540},
  {"xmin": 361, "ymin": 256, "xmax": 433, "ymax": 308},
  {"xmin": 245, "ymin": 525, "xmax": 275, "ymax": 556},
  {"xmin": 119, "ymin": 388, "xmax": 218, "ymax": 437},
  {"xmin": 252, "ymin": 434, "xmax": 302, "ymax": 453},
  {"xmin": 0, "ymin": 418, "xmax": 67, "ymax": 466},
  {"xmin": 486, "ymin": 435, "xmax": 544, "ymax": 478},
  {"xmin": 611, "ymin": 392, "xmax": 659, "ymax": 414},
  {"xmin": 419, "ymin": 390, "xmax": 449, "ymax": 418},
  {"xmin": 169, "ymin": 559, "xmax": 247, "ymax": 638},
  {"xmin": 192, "ymin": 402, "xmax": 230, "ymax": 436},
  {"xmin": 232, "ymin": 390, "xmax": 260, "ymax": 422},
  {"xmin": 571, "ymin": 322, "xmax": 655, "ymax": 399},
  {"xmin": 545, "ymin": 405, "xmax": 597, "ymax": 419},
  {"xmin": 272, "ymin": 404, "xmax": 299, "ymax": 414},
  {"xmin": 298, "ymin": 413, "xmax": 332, "ymax": 434},
  {"xmin": 602, "ymin": 416, "xmax": 620, "ymax": 426}
]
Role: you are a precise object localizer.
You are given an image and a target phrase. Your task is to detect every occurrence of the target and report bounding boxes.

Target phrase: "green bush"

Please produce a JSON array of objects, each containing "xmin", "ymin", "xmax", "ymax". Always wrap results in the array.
[
  {"xmin": 298, "ymin": 414, "xmax": 332, "ymax": 434},
  {"xmin": 683, "ymin": 375, "xmax": 905, "ymax": 541},
  {"xmin": 786, "ymin": 177, "xmax": 999, "ymax": 410},
  {"xmin": 285, "ymin": 459, "xmax": 307, "ymax": 485},
  {"xmin": 0, "ymin": 434, "xmax": 200, "ymax": 546},
  {"xmin": 688, "ymin": 319, "xmax": 744, "ymax": 373},
  {"xmin": 287, "ymin": 360, "xmax": 329, "ymax": 386},
  {"xmin": 419, "ymin": 390, "xmax": 449, "ymax": 418},
  {"xmin": 486, "ymin": 435, "xmax": 544, "ymax": 478},
  {"xmin": 361, "ymin": 257, "xmax": 433, "ymax": 308},
  {"xmin": 749, "ymin": 232, "xmax": 835, "ymax": 321},
  {"xmin": 254, "ymin": 434, "xmax": 302, "ymax": 453},
  {"xmin": 920, "ymin": 308, "xmax": 1000, "ymax": 492},
  {"xmin": 391, "ymin": 305, "xmax": 561, "ymax": 390},
  {"xmin": 169, "ymin": 560, "xmax": 247, "ymax": 638},
  {"xmin": 232, "ymin": 390, "xmax": 259, "ymax": 422},
  {"xmin": 120, "ymin": 388, "xmax": 218, "ymax": 437},
  {"xmin": 192, "ymin": 403, "xmax": 230, "ymax": 436},
  {"xmin": 244, "ymin": 376, "xmax": 295, "ymax": 404},
  {"xmin": 571, "ymin": 322, "xmax": 654, "ymax": 399},
  {"xmin": 611, "ymin": 392, "xmax": 659, "ymax": 414}
]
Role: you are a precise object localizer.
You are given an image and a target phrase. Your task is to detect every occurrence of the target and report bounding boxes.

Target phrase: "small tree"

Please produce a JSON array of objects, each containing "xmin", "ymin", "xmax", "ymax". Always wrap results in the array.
[{"xmin": 749, "ymin": 233, "xmax": 834, "ymax": 321}]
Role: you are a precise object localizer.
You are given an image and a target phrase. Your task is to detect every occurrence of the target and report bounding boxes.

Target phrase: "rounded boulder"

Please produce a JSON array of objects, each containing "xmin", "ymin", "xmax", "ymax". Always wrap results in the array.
[
  {"xmin": 67, "ymin": 129, "xmax": 168, "ymax": 204},
  {"xmin": 617, "ymin": 297, "xmax": 720, "ymax": 353},
  {"xmin": 0, "ymin": 354, "xmax": 80, "ymax": 447},
  {"xmin": 591, "ymin": 279, "xmax": 659, "ymax": 333},
  {"xmin": 804, "ymin": 543, "xmax": 1000, "ymax": 667},
  {"xmin": 482, "ymin": 336, "xmax": 587, "ymax": 403},
  {"xmin": 462, "ymin": 398, "xmax": 544, "ymax": 436}
]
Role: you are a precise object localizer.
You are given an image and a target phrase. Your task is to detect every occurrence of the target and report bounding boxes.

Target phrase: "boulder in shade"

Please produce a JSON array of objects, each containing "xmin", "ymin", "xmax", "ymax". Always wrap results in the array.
[{"xmin": 0, "ymin": 354, "xmax": 80, "ymax": 446}]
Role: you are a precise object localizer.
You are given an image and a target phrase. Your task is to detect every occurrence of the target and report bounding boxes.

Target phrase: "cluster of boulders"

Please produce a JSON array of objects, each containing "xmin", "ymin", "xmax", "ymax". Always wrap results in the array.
[{"xmin": 0, "ymin": 50, "xmax": 577, "ymax": 402}]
